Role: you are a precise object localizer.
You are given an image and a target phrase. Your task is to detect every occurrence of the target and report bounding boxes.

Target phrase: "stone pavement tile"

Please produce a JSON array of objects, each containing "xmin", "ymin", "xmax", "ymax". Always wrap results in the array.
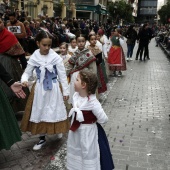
[
  {"xmin": 10, "ymin": 164, "xmax": 22, "ymax": 170},
  {"xmin": 127, "ymin": 166, "xmax": 147, "ymax": 170},
  {"xmin": 21, "ymin": 133, "xmax": 32, "ymax": 141},
  {"xmin": 114, "ymin": 164, "xmax": 126, "ymax": 170},
  {"xmin": 128, "ymin": 155, "xmax": 147, "ymax": 163},
  {"xmin": 0, "ymin": 153, "xmax": 6, "ymax": 164},
  {"xmin": 5, "ymin": 152, "xmax": 22, "ymax": 162},
  {"xmin": 130, "ymin": 147, "xmax": 148, "ymax": 153},
  {"xmin": 0, "ymin": 160, "xmax": 18, "ymax": 169},
  {"xmin": 10, "ymin": 143, "xmax": 19, "ymax": 150},
  {"xmin": 120, "ymin": 150, "xmax": 138, "ymax": 157},
  {"xmin": 112, "ymin": 153, "xmax": 129, "ymax": 160},
  {"xmin": 118, "ymin": 159, "xmax": 138, "ymax": 167},
  {"xmin": 137, "ymin": 161, "xmax": 151, "ymax": 168}
]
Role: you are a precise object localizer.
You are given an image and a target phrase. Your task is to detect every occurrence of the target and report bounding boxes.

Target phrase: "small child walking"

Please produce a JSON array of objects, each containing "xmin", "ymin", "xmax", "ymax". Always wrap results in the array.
[
  {"xmin": 67, "ymin": 35, "xmax": 97, "ymax": 104},
  {"xmin": 67, "ymin": 70, "xmax": 114, "ymax": 170},
  {"xmin": 68, "ymin": 38, "xmax": 78, "ymax": 56},
  {"xmin": 59, "ymin": 42, "xmax": 71, "ymax": 72},
  {"xmin": 20, "ymin": 31, "xmax": 70, "ymax": 150},
  {"xmin": 59, "ymin": 42, "xmax": 71, "ymax": 112},
  {"xmin": 88, "ymin": 34, "xmax": 108, "ymax": 94}
]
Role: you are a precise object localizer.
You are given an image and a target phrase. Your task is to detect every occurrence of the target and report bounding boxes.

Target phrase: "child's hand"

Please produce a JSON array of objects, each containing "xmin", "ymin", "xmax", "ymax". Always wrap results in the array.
[
  {"xmin": 63, "ymin": 96, "xmax": 69, "ymax": 101},
  {"xmin": 22, "ymin": 81, "xmax": 28, "ymax": 87}
]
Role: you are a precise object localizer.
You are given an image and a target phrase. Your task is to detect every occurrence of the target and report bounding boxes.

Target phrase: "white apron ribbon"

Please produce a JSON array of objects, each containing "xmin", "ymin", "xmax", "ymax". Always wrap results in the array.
[
  {"xmin": 39, "ymin": 64, "xmax": 54, "ymax": 83},
  {"xmin": 69, "ymin": 107, "xmax": 84, "ymax": 126}
]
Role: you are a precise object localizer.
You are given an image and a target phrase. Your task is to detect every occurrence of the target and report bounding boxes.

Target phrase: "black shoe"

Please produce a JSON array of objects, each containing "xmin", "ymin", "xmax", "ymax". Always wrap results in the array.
[
  {"xmin": 156, "ymin": 45, "xmax": 158, "ymax": 47},
  {"xmin": 147, "ymin": 57, "xmax": 150, "ymax": 60},
  {"xmin": 135, "ymin": 57, "xmax": 138, "ymax": 60},
  {"xmin": 143, "ymin": 58, "xmax": 146, "ymax": 61},
  {"xmin": 139, "ymin": 58, "xmax": 142, "ymax": 61},
  {"xmin": 33, "ymin": 136, "xmax": 46, "ymax": 150}
]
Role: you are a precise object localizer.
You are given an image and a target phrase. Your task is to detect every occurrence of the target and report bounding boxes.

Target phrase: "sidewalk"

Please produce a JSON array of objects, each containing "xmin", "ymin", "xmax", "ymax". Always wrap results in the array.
[{"xmin": 1, "ymin": 39, "xmax": 170, "ymax": 170}]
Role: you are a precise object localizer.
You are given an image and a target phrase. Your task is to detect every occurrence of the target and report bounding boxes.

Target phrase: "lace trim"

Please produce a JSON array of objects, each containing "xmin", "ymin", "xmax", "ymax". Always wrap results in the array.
[{"xmin": 30, "ymin": 116, "xmax": 67, "ymax": 123}]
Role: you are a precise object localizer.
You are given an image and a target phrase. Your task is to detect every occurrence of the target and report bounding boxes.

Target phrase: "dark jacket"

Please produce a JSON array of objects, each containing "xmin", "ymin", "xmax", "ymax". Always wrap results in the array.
[
  {"xmin": 0, "ymin": 63, "xmax": 14, "ymax": 87},
  {"xmin": 137, "ymin": 28, "xmax": 151, "ymax": 44},
  {"xmin": 125, "ymin": 28, "xmax": 137, "ymax": 45}
]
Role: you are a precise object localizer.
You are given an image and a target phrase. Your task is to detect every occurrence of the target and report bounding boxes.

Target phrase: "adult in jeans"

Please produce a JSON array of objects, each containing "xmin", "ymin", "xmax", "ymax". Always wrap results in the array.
[{"xmin": 125, "ymin": 25, "xmax": 137, "ymax": 61}]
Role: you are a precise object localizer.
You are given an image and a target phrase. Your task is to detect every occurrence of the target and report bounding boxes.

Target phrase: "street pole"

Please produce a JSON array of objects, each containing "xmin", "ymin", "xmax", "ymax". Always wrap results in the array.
[
  {"xmin": 21, "ymin": 0, "xmax": 24, "ymax": 10},
  {"xmin": 68, "ymin": 0, "xmax": 70, "ymax": 18}
]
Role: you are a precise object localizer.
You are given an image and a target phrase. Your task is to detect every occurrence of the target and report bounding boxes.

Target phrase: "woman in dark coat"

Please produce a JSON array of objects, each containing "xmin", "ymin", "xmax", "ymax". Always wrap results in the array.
[
  {"xmin": 0, "ymin": 18, "xmax": 29, "ymax": 112},
  {"xmin": 0, "ymin": 63, "xmax": 26, "ymax": 150}
]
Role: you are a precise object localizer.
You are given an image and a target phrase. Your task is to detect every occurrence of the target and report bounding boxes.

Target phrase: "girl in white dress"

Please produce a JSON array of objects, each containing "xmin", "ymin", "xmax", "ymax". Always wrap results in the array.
[
  {"xmin": 68, "ymin": 38, "xmax": 78, "ymax": 56},
  {"xmin": 67, "ymin": 70, "xmax": 109, "ymax": 170},
  {"xmin": 59, "ymin": 42, "xmax": 71, "ymax": 112},
  {"xmin": 59, "ymin": 42, "xmax": 71, "ymax": 71},
  {"xmin": 20, "ymin": 31, "xmax": 70, "ymax": 150}
]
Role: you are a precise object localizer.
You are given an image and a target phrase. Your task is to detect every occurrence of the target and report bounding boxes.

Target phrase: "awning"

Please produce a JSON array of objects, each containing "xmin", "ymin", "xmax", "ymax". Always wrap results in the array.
[
  {"xmin": 76, "ymin": 5, "xmax": 96, "ymax": 11},
  {"xmin": 101, "ymin": 9, "xmax": 107, "ymax": 15},
  {"xmin": 76, "ymin": 5, "xmax": 108, "ymax": 15}
]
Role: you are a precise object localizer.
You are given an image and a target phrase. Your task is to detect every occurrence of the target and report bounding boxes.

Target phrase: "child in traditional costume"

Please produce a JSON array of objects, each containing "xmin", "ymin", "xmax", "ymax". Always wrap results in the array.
[
  {"xmin": 59, "ymin": 42, "xmax": 71, "ymax": 112},
  {"xmin": 107, "ymin": 28, "xmax": 127, "ymax": 77},
  {"xmin": 68, "ymin": 38, "xmax": 78, "ymax": 56},
  {"xmin": 87, "ymin": 34, "xmax": 108, "ymax": 94},
  {"xmin": 85, "ymin": 30, "xmax": 103, "ymax": 49},
  {"xmin": 59, "ymin": 42, "xmax": 71, "ymax": 73},
  {"xmin": 96, "ymin": 29, "xmax": 110, "ymax": 77},
  {"xmin": 20, "ymin": 31, "xmax": 70, "ymax": 150},
  {"xmin": 97, "ymin": 29, "xmax": 109, "ymax": 59},
  {"xmin": 67, "ymin": 35, "xmax": 97, "ymax": 104},
  {"xmin": 67, "ymin": 70, "xmax": 114, "ymax": 170}
]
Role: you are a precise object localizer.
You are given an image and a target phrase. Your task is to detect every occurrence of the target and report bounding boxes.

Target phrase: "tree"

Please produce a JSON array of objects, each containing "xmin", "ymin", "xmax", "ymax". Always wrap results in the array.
[
  {"xmin": 108, "ymin": 0, "xmax": 134, "ymax": 24},
  {"xmin": 158, "ymin": 0, "xmax": 170, "ymax": 24}
]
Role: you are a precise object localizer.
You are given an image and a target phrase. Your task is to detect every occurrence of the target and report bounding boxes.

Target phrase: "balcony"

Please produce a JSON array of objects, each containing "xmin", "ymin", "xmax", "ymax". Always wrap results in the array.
[{"xmin": 139, "ymin": 7, "xmax": 157, "ymax": 15}]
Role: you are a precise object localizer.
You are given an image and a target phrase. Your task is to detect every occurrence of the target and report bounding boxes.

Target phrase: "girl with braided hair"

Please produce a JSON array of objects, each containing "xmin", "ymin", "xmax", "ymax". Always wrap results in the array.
[{"xmin": 67, "ymin": 70, "xmax": 114, "ymax": 170}]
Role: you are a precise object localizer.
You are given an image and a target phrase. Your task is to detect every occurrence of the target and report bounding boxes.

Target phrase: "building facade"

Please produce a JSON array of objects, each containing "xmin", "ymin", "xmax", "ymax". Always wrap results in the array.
[
  {"xmin": 8, "ymin": 0, "xmax": 108, "ymax": 21},
  {"xmin": 136, "ymin": 0, "xmax": 157, "ymax": 23},
  {"xmin": 72, "ymin": 0, "xmax": 108, "ymax": 21},
  {"xmin": 8, "ymin": 0, "xmax": 54, "ymax": 18}
]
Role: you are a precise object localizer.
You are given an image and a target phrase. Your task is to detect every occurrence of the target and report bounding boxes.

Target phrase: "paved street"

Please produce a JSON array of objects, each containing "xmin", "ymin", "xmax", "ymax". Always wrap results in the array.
[{"xmin": 1, "ymin": 39, "xmax": 170, "ymax": 170}]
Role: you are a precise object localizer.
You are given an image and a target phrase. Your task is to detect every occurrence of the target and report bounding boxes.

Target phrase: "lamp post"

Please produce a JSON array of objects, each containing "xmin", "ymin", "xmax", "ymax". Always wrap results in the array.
[
  {"xmin": 21, "ymin": 0, "xmax": 24, "ymax": 10},
  {"xmin": 96, "ymin": 4, "xmax": 101, "ymax": 25},
  {"xmin": 113, "ymin": 5, "xmax": 117, "ymax": 24},
  {"xmin": 68, "ymin": 0, "xmax": 71, "ymax": 18}
]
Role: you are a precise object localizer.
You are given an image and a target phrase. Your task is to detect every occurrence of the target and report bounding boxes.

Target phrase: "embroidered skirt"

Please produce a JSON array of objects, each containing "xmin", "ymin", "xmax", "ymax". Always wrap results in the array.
[
  {"xmin": 97, "ymin": 62, "xmax": 107, "ymax": 94},
  {"xmin": 20, "ymin": 84, "xmax": 70, "ymax": 135},
  {"xmin": 108, "ymin": 46, "xmax": 127, "ymax": 71},
  {"xmin": 0, "ymin": 87, "xmax": 21, "ymax": 150}
]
